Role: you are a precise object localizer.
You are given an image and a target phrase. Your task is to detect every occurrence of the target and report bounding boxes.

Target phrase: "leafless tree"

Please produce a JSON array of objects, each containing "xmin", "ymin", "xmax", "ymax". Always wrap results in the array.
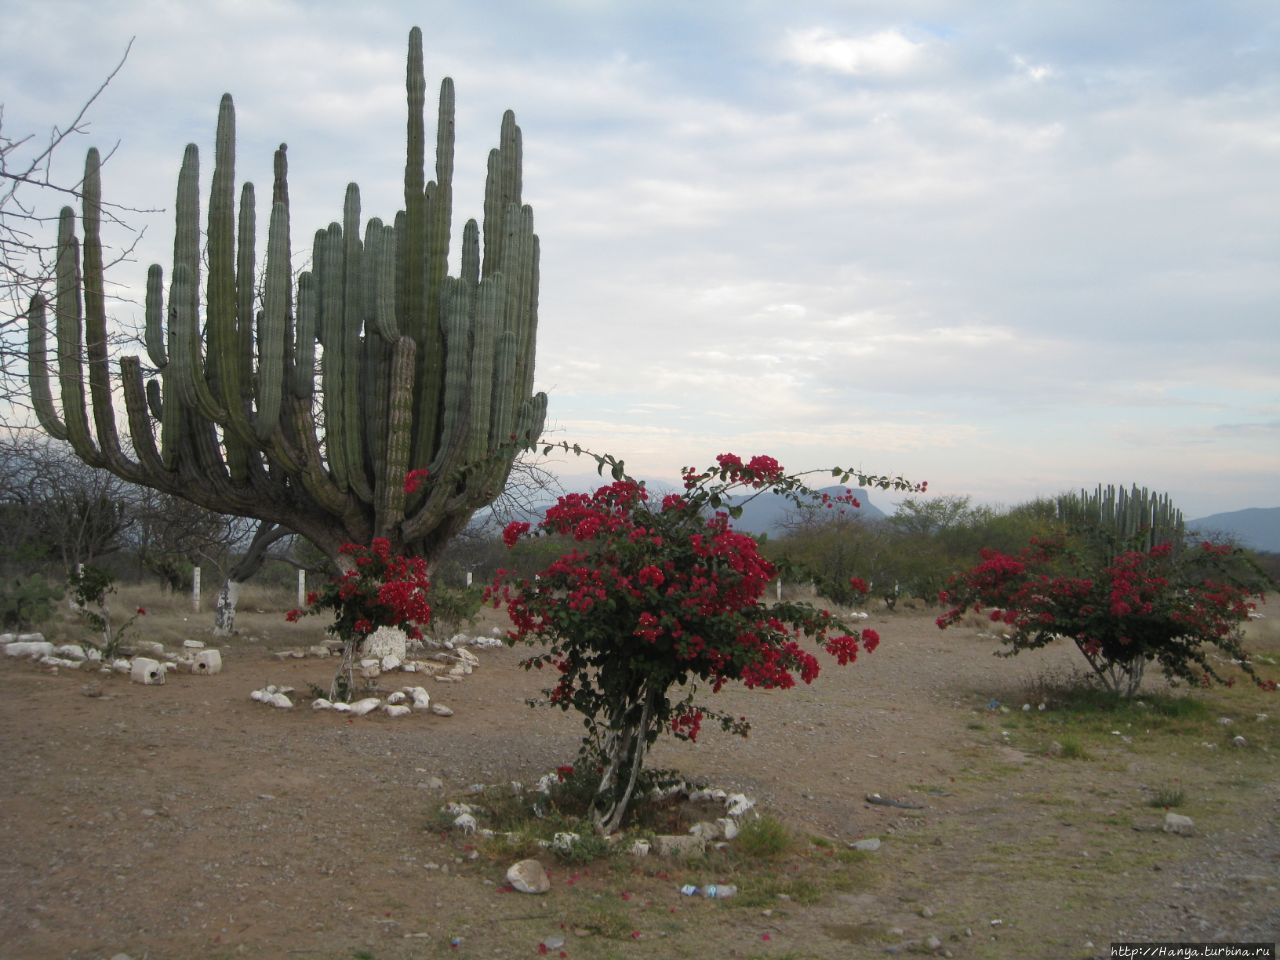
[{"xmin": 1, "ymin": 38, "xmax": 155, "ymax": 415}]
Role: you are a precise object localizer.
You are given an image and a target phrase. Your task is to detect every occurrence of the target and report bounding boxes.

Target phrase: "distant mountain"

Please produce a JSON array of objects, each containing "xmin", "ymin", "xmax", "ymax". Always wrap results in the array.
[
  {"xmin": 1187, "ymin": 507, "xmax": 1280, "ymax": 553},
  {"xmin": 726, "ymin": 487, "xmax": 886, "ymax": 538}
]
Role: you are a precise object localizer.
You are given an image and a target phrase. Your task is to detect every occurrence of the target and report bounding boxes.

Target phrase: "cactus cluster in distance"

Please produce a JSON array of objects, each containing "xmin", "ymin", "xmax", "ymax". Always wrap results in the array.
[
  {"xmin": 26, "ymin": 27, "xmax": 546, "ymax": 564},
  {"xmin": 1056, "ymin": 483, "xmax": 1184, "ymax": 554}
]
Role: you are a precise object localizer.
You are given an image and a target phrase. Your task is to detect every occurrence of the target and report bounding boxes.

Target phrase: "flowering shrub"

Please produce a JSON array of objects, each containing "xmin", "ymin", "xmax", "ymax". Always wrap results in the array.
[
  {"xmin": 936, "ymin": 533, "xmax": 1271, "ymax": 696},
  {"xmin": 287, "ymin": 539, "xmax": 432, "ymax": 699},
  {"xmin": 489, "ymin": 445, "xmax": 920, "ymax": 832},
  {"xmin": 288, "ymin": 538, "xmax": 433, "ymax": 641}
]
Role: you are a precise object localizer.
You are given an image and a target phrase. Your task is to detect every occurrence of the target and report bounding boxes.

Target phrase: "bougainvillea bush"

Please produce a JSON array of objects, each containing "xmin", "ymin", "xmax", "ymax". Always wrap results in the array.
[
  {"xmin": 936, "ymin": 533, "xmax": 1271, "ymax": 697},
  {"xmin": 287, "ymin": 538, "xmax": 433, "ymax": 699},
  {"xmin": 489, "ymin": 448, "xmax": 921, "ymax": 833}
]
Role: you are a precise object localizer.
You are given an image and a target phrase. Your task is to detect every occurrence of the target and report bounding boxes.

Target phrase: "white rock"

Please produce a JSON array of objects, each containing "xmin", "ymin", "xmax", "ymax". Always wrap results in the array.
[
  {"xmin": 433, "ymin": 675, "xmax": 460, "ymax": 683},
  {"xmin": 716, "ymin": 818, "xmax": 739, "ymax": 840},
  {"xmin": 1163, "ymin": 812, "xmax": 1195, "ymax": 836},
  {"xmin": 193, "ymin": 649, "xmax": 222, "ymax": 675},
  {"xmin": 133, "ymin": 640, "xmax": 165, "ymax": 656},
  {"xmin": 506, "ymin": 858, "xmax": 550, "ymax": 894},
  {"xmin": 386, "ymin": 691, "xmax": 407, "ymax": 705},
  {"xmin": 350, "ymin": 697, "xmax": 382, "ymax": 717},
  {"xmin": 551, "ymin": 831, "xmax": 580, "ymax": 852},
  {"xmin": 453, "ymin": 813, "xmax": 478, "ymax": 833},
  {"xmin": 312, "ymin": 698, "xmax": 333, "ymax": 710},
  {"xmin": 111, "ymin": 658, "xmax": 131, "ymax": 674},
  {"xmin": 0, "ymin": 633, "xmax": 14, "ymax": 645},
  {"xmin": 358, "ymin": 658, "xmax": 380, "ymax": 669},
  {"xmin": 726, "ymin": 793, "xmax": 755, "ymax": 817},
  {"xmin": 689, "ymin": 821, "xmax": 721, "ymax": 840},
  {"xmin": 266, "ymin": 684, "xmax": 278, "ymax": 694},
  {"xmin": 384, "ymin": 704, "xmax": 412, "ymax": 718},
  {"xmin": 330, "ymin": 701, "xmax": 352, "ymax": 713},
  {"xmin": 182, "ymin": 639, "xmax": 206, "ymax": 649},
  {"xmin": 361, "ymin": 626, "xmax": 408, "ymax": 660},
  {"xmin": 130, "ymin": 657, "xmax": 165, "ymax": 685},
  {"xmin": 250, "ymin": 688, "xmax": 268, "ymax": 702},
  {"xmin": 360, "ymin": 663, "xmax": 381, "ymax": 680},
  {"xmin": 268, "ymin": 692, "xmax": 293, "ymax": 709},
  {"xmin": 408, "ymin": 687, "xmax": 431, "ymax": 710},
  {"xmin": 401, "ymin": 661, "xmax": 418, "ymax": 672},
  {"xmin": 850, "ymin": 837, "xmax": 882, "ymax": 852},
  {"xmin": 444, "ymin": 802, "xmax": 474, "ymax": 816},
  {"xmin": 1232, "ymin": 735, "xmax": 1248, "ymax": 748},
  {"xmin": 629, "ymin": 839, "xmax": 651, "ymax": 857},
  {"xmin": 448, "ymin": 663, "xmax": 469, "ymax": 677},
  {"xmin": 55, "ymin": 644, "xmax": 88, "ymax": 661},
  {"xmin": 458, "ymin": 649, "xmax": 480, "ymax": 667},
  {"xmin": 5, "ymin": 640, "xmax": 55, "ymax": 659},
  {"xmin": 381, "ymin": 654, "xmax": 402, "ymax": 672},
  {"xmin": 430, "ymin": 703, "xmax": 454, "ymax": 717}
]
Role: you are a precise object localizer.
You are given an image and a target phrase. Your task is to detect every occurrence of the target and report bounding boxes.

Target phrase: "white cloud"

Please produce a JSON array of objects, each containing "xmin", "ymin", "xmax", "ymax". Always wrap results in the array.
[{"xmin": 783, "ymin": 27, "xmax": 927, "ymax": 77}]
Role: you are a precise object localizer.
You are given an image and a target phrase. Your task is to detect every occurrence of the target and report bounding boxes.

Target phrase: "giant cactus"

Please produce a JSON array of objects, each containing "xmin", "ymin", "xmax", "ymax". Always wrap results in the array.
[
  {"xmin": 26, "ymin": 27, "xmax": 546, "ymax": 568},
  {"xmin": 1056, "ymin": 483, "xmax": 1185, "ymax": 554}
]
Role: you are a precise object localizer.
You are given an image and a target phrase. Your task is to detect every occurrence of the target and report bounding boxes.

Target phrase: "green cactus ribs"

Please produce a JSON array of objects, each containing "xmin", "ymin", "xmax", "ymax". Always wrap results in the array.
[{"xmin": 25, "ymin": 27, "xmax": 546, "ymax": 566}]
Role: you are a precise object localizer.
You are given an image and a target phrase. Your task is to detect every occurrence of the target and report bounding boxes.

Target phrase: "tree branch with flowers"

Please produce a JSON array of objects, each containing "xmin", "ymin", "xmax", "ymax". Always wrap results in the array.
[{"xmin": 489, "ymin": 445, "xmax": 922, "ymax": 834}]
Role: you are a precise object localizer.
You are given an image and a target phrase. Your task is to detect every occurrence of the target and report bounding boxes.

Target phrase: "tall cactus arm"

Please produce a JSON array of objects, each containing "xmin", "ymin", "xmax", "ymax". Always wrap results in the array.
[
  {"xmin": 293, "ymin": 271, "xmax": 317, "ymax": 398},
  {"xmin": 256, "ymin": 199, "xmax": 290, "ymax": 440},
  {"xmin": 144, "ymin": 265, "xmax": 167, "ymax": 367},
  {"xmin": 170, "ymin": 145, "xmax": 227, "ymax": 422},
  {"xmin": 375, "ymin": 336, "xmax": 417, "ymax": 537},
  {"xmin": 80, "ymin": 147, "xmax": 131, "ymax": 474},
  {"xmin": 316, "ymin": 222, "xmax": 351, "ymax": 491},
  {"xmin": 119, "ymin": 356, "xmax": 166, "ymax": 476},
  {"xmin": 26, "ymin": 294, "xmax": 69, "ymax": 441},
  {"xmin": 54, "ymin": 208, "xmax": 103, "ymax": 466},
  {"xmin": 340, "ymin": 183, "xmax": 373, "ymax": 502},
  {"xmin": 236, "ymin": 182, "xmax": 256, "ymax": 394},
  {"xmin": 402, "ymin": 27, "xmax": 427, "ymax": 335}
]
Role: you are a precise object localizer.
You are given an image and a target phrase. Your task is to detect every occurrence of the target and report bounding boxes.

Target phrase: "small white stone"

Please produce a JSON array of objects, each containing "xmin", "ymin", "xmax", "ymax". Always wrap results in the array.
[
  {"xmin": 56, "ymin": 644, "xmax": 88, "ymax": 661},
  {"xmin": 312, "ymin": 698, "xmax": 333, "ymax": 710},
  {"xmin": 716, "ymin": 817, "xmax": 739, "ymax": 840},
  {"xmin": 430, "ymin": 703, "xmax": 454, "ymax": 717},
  {"xmin": 453, "ymin": 813, "xmax": 477, "ymax": 833},
  {"xmin": 386, "ymin": 691, "xmax": 407, "ymax": 705},
  {"xmin": 384, "ymin": 704, "xmax": 412, "ymax": 718},
  {"xmin": 111, "ymin": 658, "xmax": 131, "ymax": 674},
  {"xmin": 330, "ymin": 701, "xmax": 352, "ymax": 713},
  {"xmin": 267, "ymin": 692, "xmax": 293, "ymax": 709},
  {"xmin": 726, "ymin": 793, "xmax": 755, "ymax": 817},
  {"xmin": 409, "ymin": 687, "xmax": 431, "ymax": 710},
  {"xmin": 381, "ymin": 654, "xmax": 402, "ymax": 672},
  {"xmin": 182, "ymin": 639, "xmax": 206, "ymax": 649},
  {"xmin": 350, "ymin": 697, "xmax": 382, "ymax": 717},
  {"xmin": 1163, "ymin": 812, "xmax": 1195, "ymax": 836}
]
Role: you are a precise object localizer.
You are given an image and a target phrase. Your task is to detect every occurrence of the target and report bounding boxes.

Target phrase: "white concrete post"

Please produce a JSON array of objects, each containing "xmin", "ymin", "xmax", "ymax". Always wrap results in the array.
[
  {"xmin": 297, "ymin": 570, "xmax": 306, "ymax": 609},
  {"xmin": 466, "ymin": 570, "xmax": 473, "ymax": 588},
  {"xmin": 776, "ymin": 579, "xmax": 782, "ymax": 602},
  {"xmin": 192, "ymin": 567, "xmax": 201, "ymax": 611}
]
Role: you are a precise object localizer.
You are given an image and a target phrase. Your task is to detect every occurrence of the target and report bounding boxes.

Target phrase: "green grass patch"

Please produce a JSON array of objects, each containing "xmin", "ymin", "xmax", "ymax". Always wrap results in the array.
[
  {"xmin": 1147, "ymin": 784, "xmax": 1185, "ymax": 808},
  {"xmin": 733, "ymin": 814, "xmax": 792, "ymax": 860}
]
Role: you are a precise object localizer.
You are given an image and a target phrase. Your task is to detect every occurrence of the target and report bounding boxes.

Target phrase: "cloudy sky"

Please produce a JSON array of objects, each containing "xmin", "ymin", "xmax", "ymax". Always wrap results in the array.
[{"xmin": 3, "ymin": 0, "xmax": 1277, "ymax": 518}]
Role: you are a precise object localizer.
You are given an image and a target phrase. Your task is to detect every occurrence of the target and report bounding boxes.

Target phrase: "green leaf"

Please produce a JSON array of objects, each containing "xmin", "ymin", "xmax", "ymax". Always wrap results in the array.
[
  {"xmin": 728, "ymin": 505, "xmax": 744, "ymax": 519},
  {"xmin": 611, "ymin": 460, "xmax": 625, "ymax": 481}
]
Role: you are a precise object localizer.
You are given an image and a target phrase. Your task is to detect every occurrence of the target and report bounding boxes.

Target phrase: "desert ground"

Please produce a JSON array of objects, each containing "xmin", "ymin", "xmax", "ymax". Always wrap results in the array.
[{"xmin": 1, "ymin": 589, "xmax": 1276, "ymax": 960}]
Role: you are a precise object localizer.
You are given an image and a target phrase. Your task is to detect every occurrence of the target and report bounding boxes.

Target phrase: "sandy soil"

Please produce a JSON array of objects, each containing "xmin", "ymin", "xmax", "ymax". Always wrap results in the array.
[{"xmin": 1, "ymin": 600, "xmax": 1276, "ymax": 959}]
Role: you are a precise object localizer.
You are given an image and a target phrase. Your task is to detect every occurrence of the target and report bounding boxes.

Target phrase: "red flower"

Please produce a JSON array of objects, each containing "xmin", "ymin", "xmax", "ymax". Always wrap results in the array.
[
  {"xmin": 848, "ymin": 577, "xmax": 869, "ymax": 595},
  {"xmin": 135, "ymin": 607, "xmax": 147, "ymax": 616},
  {"xmin": 285, "ymin": 608, "xmax": 302, "ymax": 622},
  {"xmin": 503, "ymin": 521, "xmax": 531, "ymax": 548},
  {"xmin": 403, "ymin": 468, "xmax": 430, "ymax": 494}
]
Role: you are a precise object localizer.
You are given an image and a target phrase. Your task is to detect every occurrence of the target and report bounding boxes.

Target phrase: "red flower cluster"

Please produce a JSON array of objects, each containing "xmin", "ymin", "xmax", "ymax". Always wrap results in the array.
[
  {"xmin": 287, "ymin": 538, "xmax": 432, "ymax": 640},
  {"xmin": 937, "ymin": 535, "xmax": 1270, "ymax": 692},
  {"xmin": 403, "ymin": 468, "xmax": 430, "ymax": 495}
]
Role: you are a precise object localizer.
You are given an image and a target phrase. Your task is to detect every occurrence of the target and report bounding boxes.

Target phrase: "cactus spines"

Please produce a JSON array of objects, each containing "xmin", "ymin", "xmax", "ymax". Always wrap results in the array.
[{"xmin": 27, "ymin": 29, "xmax": 545, "ymax": 566}]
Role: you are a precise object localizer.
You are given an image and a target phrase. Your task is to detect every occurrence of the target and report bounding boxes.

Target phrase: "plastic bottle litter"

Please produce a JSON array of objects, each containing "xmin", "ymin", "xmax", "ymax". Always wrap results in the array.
[{"xmin": 680, "ymin": 883, "xmax": 737, "ymax": 898}]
